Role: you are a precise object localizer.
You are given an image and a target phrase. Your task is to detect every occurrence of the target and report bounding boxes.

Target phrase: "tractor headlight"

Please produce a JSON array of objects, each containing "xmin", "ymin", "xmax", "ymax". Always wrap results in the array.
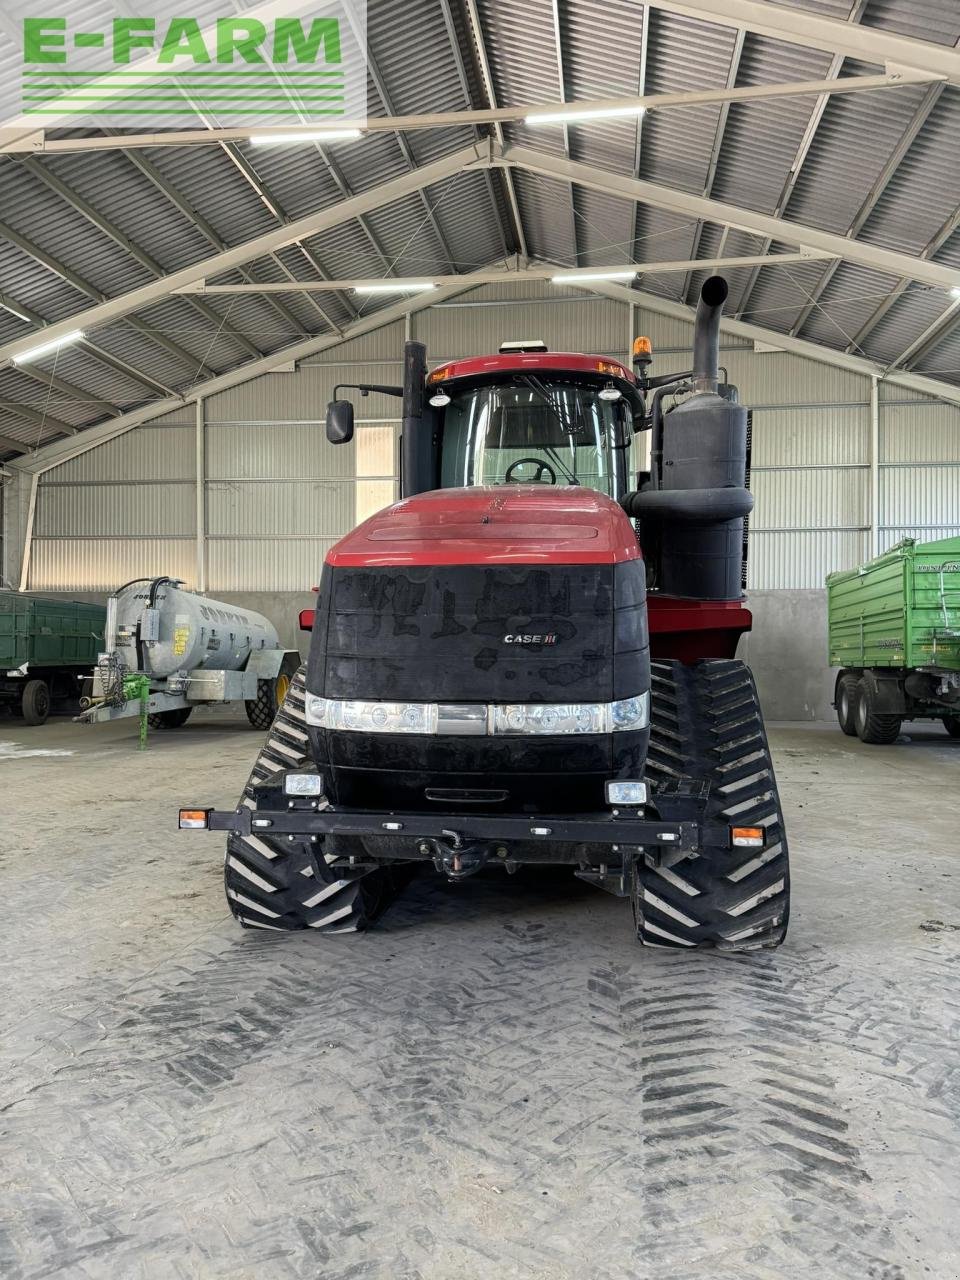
[
  {"xmin": 609, "ymin": 692, "xmax": 649, "ymax": 732},
  {"xmin": 303, "ymin": 691, "xmax": 649, "ymax": 735},
  {"xmin": 305, "ymin": 696, "xmax": 439, "ymax": 734},
  {"xmin": 491, "ymin": 702, "xmax": 606, "ymax": 735}
]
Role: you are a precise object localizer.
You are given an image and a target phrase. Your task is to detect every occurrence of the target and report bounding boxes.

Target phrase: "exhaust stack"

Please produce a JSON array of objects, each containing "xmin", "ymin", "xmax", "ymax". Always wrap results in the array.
[
  {"xmin": 692, "ymin": 275, "xmax": 727, "ymax": 394},
  {"xmin": 622, "ymin": 276, "xmax": 752, "ymax": 601}
]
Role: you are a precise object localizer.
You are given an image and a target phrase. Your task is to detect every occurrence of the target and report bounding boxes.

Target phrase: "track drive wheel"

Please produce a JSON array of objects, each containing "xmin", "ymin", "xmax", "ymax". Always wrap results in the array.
[
  {"xmin": 636, "ymin": 659, "xmax": 790, "ymax": 952},
  {"xmin": 148, "ymin": 707, "xmax": 193, "ymax": 729},
  {"xmin": 245, "ymin": 654, "xmax": 300, "ymax": 730},
  {"xmin": 854, "ymin": 679, "xmax": 901, "ymax": 745},
  {"xmin": 225, "ymin": 664, "xmax": 410, "ymax": 933},
  {"xmin": 836, "ymin": 673, "xmax": 859, "ymax": 736}
]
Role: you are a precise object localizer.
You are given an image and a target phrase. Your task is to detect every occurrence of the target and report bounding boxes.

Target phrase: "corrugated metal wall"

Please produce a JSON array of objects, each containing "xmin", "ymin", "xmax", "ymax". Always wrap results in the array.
[{"xmin": 26, "ymin": 287, "xmax": 960, "ymax": 593}]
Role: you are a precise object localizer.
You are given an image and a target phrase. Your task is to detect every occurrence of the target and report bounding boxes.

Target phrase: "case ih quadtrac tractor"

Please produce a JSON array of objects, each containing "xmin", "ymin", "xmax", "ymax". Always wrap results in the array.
[{"xmin": 182, "ymin": 277, "xmax": 789, "ymax": 951}]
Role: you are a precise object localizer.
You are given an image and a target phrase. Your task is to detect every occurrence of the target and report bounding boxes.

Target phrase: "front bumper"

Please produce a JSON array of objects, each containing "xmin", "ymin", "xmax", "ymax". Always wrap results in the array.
[{"xmin": 193, "ymin": 800, "xmax": 729, "ymax": 868}]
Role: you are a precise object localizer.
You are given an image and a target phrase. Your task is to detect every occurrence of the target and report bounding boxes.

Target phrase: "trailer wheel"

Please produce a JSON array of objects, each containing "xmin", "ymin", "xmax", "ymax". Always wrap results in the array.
[
  {"xmin": 854, "ymin": 680, "xmax": 901, "ymax": 745},
  {"xmin": 244, "ymin": 654, "xmax": 300, "ymax": 731},
  {"xmin": 636, "ymin": 659, "xmax": 789, "ymax": 952},
  {"xmin": 836, "ymin": 673, "xmax": 859, "ymax": 736},
  {"xmin": 21, "ymin": 679, "xmax": 51, "ymax": 726},
  {"xmin": 147, "ymin": 707, "xmax": 193, "ymax": 729},
  {"xmin": 941, "ymin": 718, "xmax": 960, "ymax": 739},
  {"xmin": 226, "ymin": 664, "xmax": 409, "ymax": 932}
]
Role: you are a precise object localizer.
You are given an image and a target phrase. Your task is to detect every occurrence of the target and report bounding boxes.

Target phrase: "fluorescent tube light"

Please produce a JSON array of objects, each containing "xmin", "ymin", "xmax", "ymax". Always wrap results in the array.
[
  {"xmin": 551, "ymin": 271, "xmax": 636, "ymax": 284},
  {"xmin": 526, "ymin": 105, "xmax": 645, "ymax": 125},
  {"xmin": 13, "ymin": 330, "xmax": 84, "ymax": 363},
  {"xmin": 249, "ymin": 129, "xmax": 362, "ymax": 146},
  {"xmin": 353, "ymin": 282, "xmax": 436, "ymax": 294}
]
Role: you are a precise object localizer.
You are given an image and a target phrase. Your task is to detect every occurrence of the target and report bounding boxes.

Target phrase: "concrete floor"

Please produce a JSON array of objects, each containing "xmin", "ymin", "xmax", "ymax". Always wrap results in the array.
[{"xmin": 1, "ymin": 710, "xmax": 959, "ymax": 1280}]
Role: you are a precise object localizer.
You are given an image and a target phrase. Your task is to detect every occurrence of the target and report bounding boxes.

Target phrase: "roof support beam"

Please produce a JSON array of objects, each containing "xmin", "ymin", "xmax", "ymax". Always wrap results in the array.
[
  {"xmin": 492, "ymin": 144, "xmax": 960, "ymax": 292},
  {"xmin": 0, "ymin": 432, "xmax": 31, "ymax": 455},
  {"xmin": 177, "ymin": 252, "xmax": 836, "ymax": 295},
  {"xmin": 13, "ymin": 365, "xmax": 121, "ymax": 417},
  {"xmin": 640, "ymin": 0, "xmax": 960, "ymax": 87},
  {"xmin": 0, "ymin": 143, "xmax": 485, "ymax": 370},
  {"xmin": 0, "ymin": 400, "xmax": 74, "ymax": 439},
  {"xmin": 7, "ymin": 265, "xmax": 496, "ymax": 477}
]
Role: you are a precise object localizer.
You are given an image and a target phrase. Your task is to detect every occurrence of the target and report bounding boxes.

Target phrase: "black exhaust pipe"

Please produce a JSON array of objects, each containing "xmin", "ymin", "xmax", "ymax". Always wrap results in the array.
[
  {"xmin": 692, "ymin": 275, "xmax": 727, "ymax": 393},
  {"xmin": 400, "ymin": 341, "xmax": 431, "ymax": 497}
]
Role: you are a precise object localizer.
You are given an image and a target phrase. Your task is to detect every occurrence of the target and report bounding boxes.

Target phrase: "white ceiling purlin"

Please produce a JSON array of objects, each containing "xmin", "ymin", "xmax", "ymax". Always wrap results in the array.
[
  {"xmin": 462, "ymin": 0, "xmax": 528, "ymax": 260},
  {"xmin": 437, "ymin": 0, "xmax": 511, "ymax": 263},
  {"xmin": 641, "ymin": 0, "xmax": 960, "ymax": 87},
  {"xmin": 0, "ymin": 143, "xmax": 486, "ymax": 370},
  {"xmin": 548, "ymin": 0, "xmax": 580, "ymax": 267},
  {"xmin": 492, "ymin": 145, "xmax": 960, "ymax": 293},
  {"xmin": 787, "ymin": 79, "xmax": 947, "ymax": 339}
]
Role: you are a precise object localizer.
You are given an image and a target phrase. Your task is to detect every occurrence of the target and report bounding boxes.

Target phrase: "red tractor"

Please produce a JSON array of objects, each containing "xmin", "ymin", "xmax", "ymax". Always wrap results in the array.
[{"xmin": 182, "ymin": 276, "xmax": 789, "ymax": 951}]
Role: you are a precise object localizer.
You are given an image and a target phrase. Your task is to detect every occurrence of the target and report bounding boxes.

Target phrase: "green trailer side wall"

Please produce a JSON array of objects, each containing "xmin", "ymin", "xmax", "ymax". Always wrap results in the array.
[
  {"xmin": 827, "ymin": 537, "xmax": 960, "ymax": 672},
  {"xmin": 0, "ymin": 593, "xmax": 106, "ymax": 670}
]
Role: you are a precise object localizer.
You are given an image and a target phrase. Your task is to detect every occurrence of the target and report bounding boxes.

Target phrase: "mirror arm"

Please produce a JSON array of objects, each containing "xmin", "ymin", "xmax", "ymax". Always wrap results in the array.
[{"xmin": 333, "ymin": 382, "xmax": 403, "ymax": 400}]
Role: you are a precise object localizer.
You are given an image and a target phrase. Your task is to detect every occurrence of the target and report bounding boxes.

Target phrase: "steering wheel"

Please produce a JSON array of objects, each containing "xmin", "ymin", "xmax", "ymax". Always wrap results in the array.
[{"xmin": 505, "ymin": 457, "xmax": 557, "ymax": 485}]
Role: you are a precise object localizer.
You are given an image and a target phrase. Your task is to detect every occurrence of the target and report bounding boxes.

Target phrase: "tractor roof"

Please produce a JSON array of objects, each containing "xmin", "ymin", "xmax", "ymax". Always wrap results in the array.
[{"xmin": 427, "ymin": 352, "xmax": 637, "ymax": 386}]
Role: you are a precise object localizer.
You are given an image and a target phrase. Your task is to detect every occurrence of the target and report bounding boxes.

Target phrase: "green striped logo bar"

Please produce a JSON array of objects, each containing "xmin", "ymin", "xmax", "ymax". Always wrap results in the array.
[{"xmin": 14, "ymin": 2, "xmax": 368, "ymax": 126}]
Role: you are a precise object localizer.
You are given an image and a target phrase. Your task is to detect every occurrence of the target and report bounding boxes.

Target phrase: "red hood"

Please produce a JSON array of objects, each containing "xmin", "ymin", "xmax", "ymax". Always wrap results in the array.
[{"xmin": 326, "ymin": 486, "xmax": 642, "ymax": 568}]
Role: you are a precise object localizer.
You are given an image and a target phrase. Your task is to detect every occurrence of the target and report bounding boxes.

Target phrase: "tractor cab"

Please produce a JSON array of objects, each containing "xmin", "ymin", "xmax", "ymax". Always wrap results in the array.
[
  {"xmin": 324, "ymin": 345, "xmax": 645, "ymax": 502},
  {"xmin": 423, "ymin": 351, "xmax": 644, "ymax": 501}
]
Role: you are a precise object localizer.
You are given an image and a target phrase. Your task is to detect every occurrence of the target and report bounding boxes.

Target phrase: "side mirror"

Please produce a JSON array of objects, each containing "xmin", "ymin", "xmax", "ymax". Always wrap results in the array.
[{"xmin": 325, "ymin": 399, "xmax": 354, "ymax": 444}]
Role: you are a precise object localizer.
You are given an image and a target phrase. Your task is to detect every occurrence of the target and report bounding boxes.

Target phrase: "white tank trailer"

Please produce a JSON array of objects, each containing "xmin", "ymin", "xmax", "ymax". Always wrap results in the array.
[{"xmin": 78, "ymin": 576, "xmax": 300, "ymax": 730}]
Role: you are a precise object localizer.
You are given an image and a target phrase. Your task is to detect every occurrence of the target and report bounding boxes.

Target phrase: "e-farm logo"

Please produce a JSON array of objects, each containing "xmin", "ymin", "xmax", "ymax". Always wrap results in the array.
[{"xmin": 18, "ymin": 1, "xmax": 367, "ymax": 126}]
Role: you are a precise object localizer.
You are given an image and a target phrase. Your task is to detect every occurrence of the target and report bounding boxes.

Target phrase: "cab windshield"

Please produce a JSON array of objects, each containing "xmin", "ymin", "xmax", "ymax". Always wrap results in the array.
[{"xmin": 437, "ymin": 377, "xmax": 630, "ymax": 499}]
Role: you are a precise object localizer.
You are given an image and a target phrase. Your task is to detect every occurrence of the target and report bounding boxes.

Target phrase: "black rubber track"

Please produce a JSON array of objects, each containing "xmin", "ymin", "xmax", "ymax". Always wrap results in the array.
[
  {"xmin": 636, "ymin": 658, "xmax": 790, "ymax": 952},
  {"xmin": 225, "ymin": 665, "xmax": 412, "ymax": 933}
]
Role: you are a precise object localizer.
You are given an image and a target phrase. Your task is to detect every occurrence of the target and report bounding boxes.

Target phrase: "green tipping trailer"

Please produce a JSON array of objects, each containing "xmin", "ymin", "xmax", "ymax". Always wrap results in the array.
[
  {"xmin": 0, "ymin": 591, "xmax": 106, "ymax": 725},
  {"xmin": 827, "ymin": 536, "xmax": 960, "ymax": 744}
]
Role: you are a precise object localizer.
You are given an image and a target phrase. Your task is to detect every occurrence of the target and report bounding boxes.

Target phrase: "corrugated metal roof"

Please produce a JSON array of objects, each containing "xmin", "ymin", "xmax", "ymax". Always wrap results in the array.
[{"xmin": 5, "ymin": 0, "xmax": 960, "ymax": 460}]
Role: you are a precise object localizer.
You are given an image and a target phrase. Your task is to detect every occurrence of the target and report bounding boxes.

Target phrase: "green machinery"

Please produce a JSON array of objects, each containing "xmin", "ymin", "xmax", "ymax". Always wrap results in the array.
[
  {"xmin": 0, "ymin": 591, "xmax": 106, "ymax": 725},
  {"xmin": 827, "ymin": 536, "xmax": 960, "ymax": 743}
]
